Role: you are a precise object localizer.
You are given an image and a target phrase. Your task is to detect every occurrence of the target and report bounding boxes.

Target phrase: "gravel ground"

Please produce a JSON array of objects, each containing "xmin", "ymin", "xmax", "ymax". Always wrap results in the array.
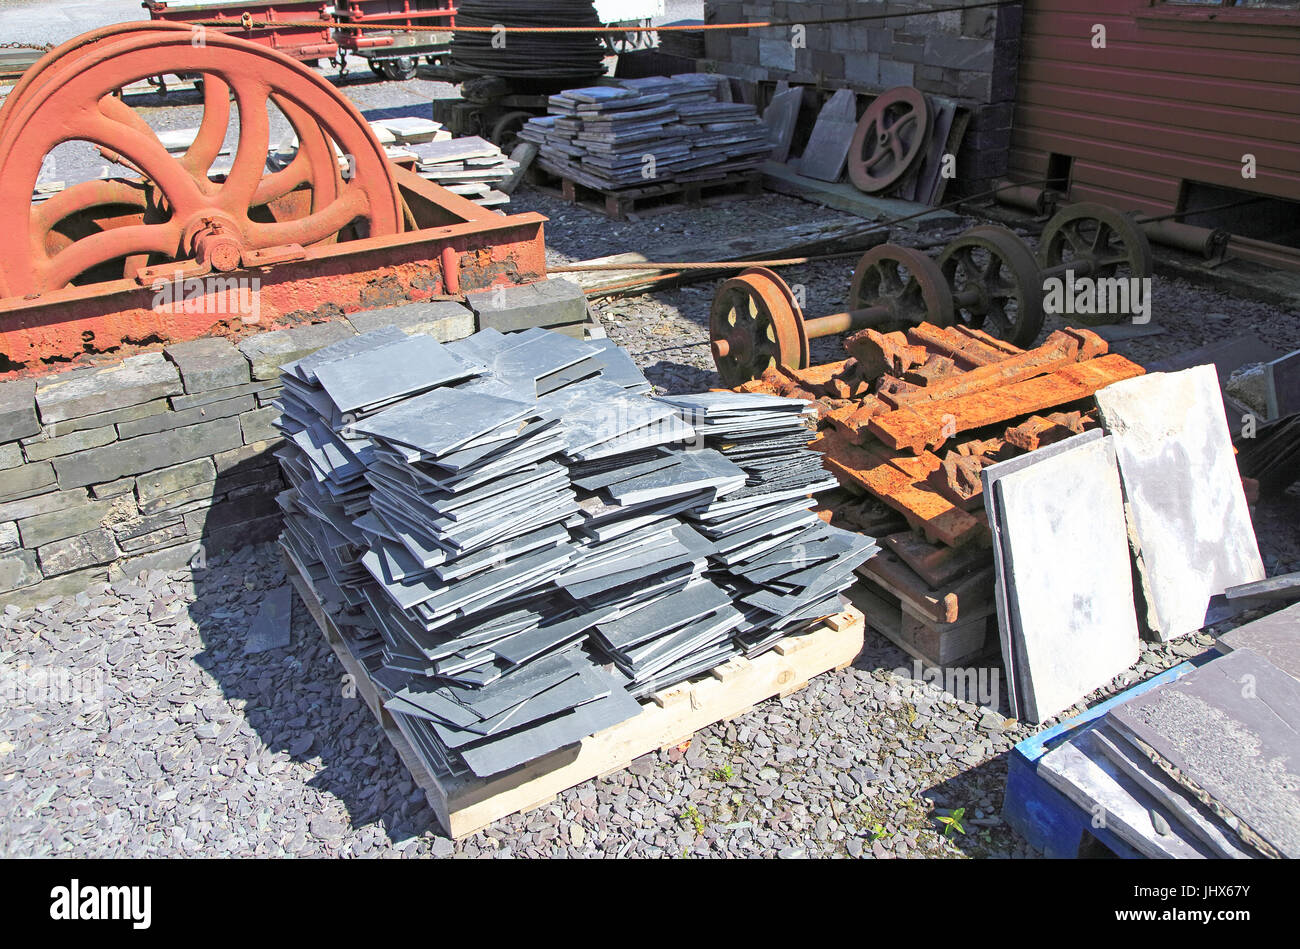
[
  {"xmin": 3, "ymin": 188, "xmax": 1295, "ymax": 858},
  {"xmin": 2, "ymin": 16, "xmax": 1297, "ymax": 855}
]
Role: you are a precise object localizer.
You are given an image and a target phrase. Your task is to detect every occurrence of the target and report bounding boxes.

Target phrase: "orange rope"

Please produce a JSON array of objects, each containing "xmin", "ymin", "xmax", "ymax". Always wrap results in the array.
[{"xmin": 184, "ymin": 1, "xmax": 1020, "ymax": 35}]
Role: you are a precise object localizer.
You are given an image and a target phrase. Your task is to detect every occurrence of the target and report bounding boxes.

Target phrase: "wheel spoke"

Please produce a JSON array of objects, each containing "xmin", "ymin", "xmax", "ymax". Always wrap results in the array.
[
  {"xmin": 82, "ymin": 110, "xmax": 205, "ymax": 217},
  {"xmin": 41, "ymin": 220, "xmax": 180, "ymax": 289},
  {"xmin": 181, "ymin": 74, "xmax": 231, "ymax": 185},
  {"xmin": 218, "ymin": 74, "xmax": 272, "ymax": 214},
  {"xmin": 33, "ymin": 178, "xmax": 148, "ymax": 236}
]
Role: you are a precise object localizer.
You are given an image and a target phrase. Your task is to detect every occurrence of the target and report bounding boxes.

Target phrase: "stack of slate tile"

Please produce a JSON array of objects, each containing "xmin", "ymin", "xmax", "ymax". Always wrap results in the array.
[
  {"xmin": 407, "ymin": 136, "xmax": 519, "ymax": 208},
  {"xmin": 276, "ymin": 325, "xmax": 874, "ymax": 781},
  {"xmin": 519, "ymin": 75, "xmax": 771, "ymax": 191},
  {"xmin": 1034, "ymin": 647, "xmax": 1298, "ymax": 859}
]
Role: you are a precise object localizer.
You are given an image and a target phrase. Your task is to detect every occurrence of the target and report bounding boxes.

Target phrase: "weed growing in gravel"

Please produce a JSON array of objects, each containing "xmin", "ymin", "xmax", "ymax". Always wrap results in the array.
[
  {"xmin": 711, "ymin": 764, "xmax": 734, "ymax": 782},
  {"xmin": 935, "ymin": 807, "xmax": 967, "ymax": 838},
  {"xmin": 682, "ymin": 803, "xmax": 705, "ymax": 836}
]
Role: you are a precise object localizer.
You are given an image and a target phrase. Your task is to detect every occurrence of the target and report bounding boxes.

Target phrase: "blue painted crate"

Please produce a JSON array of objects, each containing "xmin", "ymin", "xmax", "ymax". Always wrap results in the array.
[{"xmin": 1002, "ymin": 662, "xmax": 1197, "ymax": 858}]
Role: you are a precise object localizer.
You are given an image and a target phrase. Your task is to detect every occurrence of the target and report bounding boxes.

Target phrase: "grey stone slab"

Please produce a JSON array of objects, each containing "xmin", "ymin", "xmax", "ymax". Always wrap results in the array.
[
  {"xmin": 0, "ymin": 378, "xmax": 40, "ymax": 442},
  {"xmin": 45, "ymin": 399, "xmax": 169, "ymax": 438},
  {"xmin": 108, "ymin": 540, "xmax": 203, "ymax": 581},
  {"xmin": 989, "ymin": 433, "xmax": 1140, "ymax": 723},
  {"xmin": 0, "ymin": 548, "xmax": 41, "ymax": 594},
  {"xmin": 89, "ymin": 477, "xmax": 136, "ymax": 500},
  {"xmin": 0, "ymin": 443, "xmax": 21, "ymax": 470},
  {"xmin": 136, "ymin": 458, "xmax": 217, "ymax": 504},
  {"xmin": 51, "ymin": 416, "xmax": 243, "ymax": 489},
  {"xmin": 164, "ymin": 337, "xmax": 250, "ymax": 393},
  {"xmin": 20, "ymin": 425, "xmax": 117, "ymax": 462},
  {"xmin": 761, "ymin": 84, "xmax": 801, "ymax": 164},
  {"xmin": 245, "ymin": 584, "xmax": 293, "ymax": 654},
  {"xmin": 983, "ymin": 430, "xmax": 1103, "ymax": 718},
  {"xmin": 315, "ymin": 335, "xmax": 476, "ymax": 414},
  {"xmin": 1038, "ymin": 727, "xmax": 1217, "ymax": 859},
  {"xmin": 238, "ymin": 320, "xmax": 358, "ymax": 381},
  {"xmin": 117, "ymin": 395, "xmax": 256, "ymax": 439},
  {"xmin": 1096, "ymin": 366, "xmax": 1265, "ymax": 641},
  {"xmin": 0, "ymin": 488, "xmax": 86, "ymax": 523},
  {"xmin": 213, "ymin": 439, "xmax": 279, "ymax": 473},
  {"xmin": 1265, "ymin": 350, "xmax": 1300, "ymax": 421},
  {"xmin": 281, "ymin": 326, "xmax": 407, "ymax": 385},
  {"xmin": 466, "ymin": 278, "xmax": 588, "ymax": 334},
  {"xmin": 0, "ymin": 461, "xmax": 56, "ymax": 502},
  {"xmin": 18, "ymin": 498, "xmax": 115, "ymax": 548},
  {"xmin": 37, "ymin": 527, "xmax": 119, "ymax": 576},
  {"xmin": 240, "ymin": 406, "xmax": 282, "ymax": 445},
  {"xmin": 1109, "ymin": 649, "xmax": 1300, "ymax": 858},
  {"xmin": 1226, "ymin": 571, "xmax": 1300, "ymax": 603},
  {"xmin": 35, "ymin": 352, "xmax": 182, "ymax": 424},
  {"xmin": 1090, "ymin": 723, "xmax": 1256, "ymax": 858},
  {"xmin": 796, "ymin": 88, "xmax": 858, "ymax": 182},
  {"xmin": 353, "ymin": 388, "xmax": 531, "ymax": 457},
  {"xmin": 1216, "ymin": 601, "xmax": 1300, "ymax": 681},
  {"xmin": 0, "ymin": 521, "xmax": 15, "ymax": 552},
  {"xmin": 457, "ymin": 685, "xmax": 642, "ymax": 778},
  {"xmin": 345, "ymin": 300, "xmax": 476, "ymax": 341},
  {"xmin": 171, "ymin": 378, "xmax": 280, "ymax": 411}
]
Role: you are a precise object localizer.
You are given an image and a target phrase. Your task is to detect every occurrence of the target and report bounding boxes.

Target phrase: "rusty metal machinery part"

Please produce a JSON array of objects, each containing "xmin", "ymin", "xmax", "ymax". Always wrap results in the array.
[
  {"xmin": 847, "ymin": 243, "xmax": 954, "ymax": 332},
  {"xmin": 846, "ymin": 87, "xmax": 931, "ymax": 195},
  {"xmin": 1038, "ymin": 201, "xmax": 1154, "ymax": 281},
  {"xmin": 0, "ymin": 24, "xmax": 403, "ymax": 298},
  {"xmin": 937, "ymin": 225, "xmax": 1045, "ymax": 348},
  {"xmin": 709, "ymin": 245, "xmax": 957, "ymax": 385},
  {"xmin": 710, "ymin": 267, "xmax": 810, "ymax": 388}
]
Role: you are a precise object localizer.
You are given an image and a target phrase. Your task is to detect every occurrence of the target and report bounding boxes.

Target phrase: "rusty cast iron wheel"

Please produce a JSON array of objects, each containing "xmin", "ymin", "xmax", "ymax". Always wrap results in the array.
[
  {"xmin": 0, "ymin": 26, "xmax": 403, "ymax": 297},
  {"xmin": 847, "ymin": 87, "xmax": 930, "ymax": 195},
  {"xmin": 938, "ymin": 225, "xmax": 1045, "ymax": 347},
  {"xmin": 1038, "ymin": 202, "xmax": 1154, "ymax": 280},
  {"xmin": 490, "ymin": 110, "xmax": 534, "ymax": 151},
  {"xmin": 849, "ymin": 243, "xmax": 954, "ymax": 332},
  {"xmin": 710, "ymin": 267, "xmax": 810, "ymax": 386}
]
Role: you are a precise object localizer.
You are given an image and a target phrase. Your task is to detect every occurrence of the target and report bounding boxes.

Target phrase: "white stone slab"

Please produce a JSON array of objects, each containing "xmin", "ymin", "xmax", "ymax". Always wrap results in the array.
[
  {"xmin": 1095, "ymin": 365, "xmax": 1265, "ymax": 641},
  {"xmin": 983, "ymin": 429, "xmax": 1104, "ymax": 719},
  {"xmin": 992, "ymin": 433, "xmax": 1140, "ymax": 723}
]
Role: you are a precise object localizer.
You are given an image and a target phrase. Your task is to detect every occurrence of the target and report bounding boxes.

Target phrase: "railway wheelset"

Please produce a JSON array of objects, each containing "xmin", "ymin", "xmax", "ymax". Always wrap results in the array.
[{"xmin": 709, "ymin": 203, "xmax": 1154, "ymax": 387}]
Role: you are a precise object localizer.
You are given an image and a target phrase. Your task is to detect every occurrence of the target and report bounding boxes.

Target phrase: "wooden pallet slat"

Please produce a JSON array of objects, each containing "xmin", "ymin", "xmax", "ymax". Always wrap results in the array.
[{"xmin": 529, "ymin": 165, "xmax": 763, "ymax": 221}]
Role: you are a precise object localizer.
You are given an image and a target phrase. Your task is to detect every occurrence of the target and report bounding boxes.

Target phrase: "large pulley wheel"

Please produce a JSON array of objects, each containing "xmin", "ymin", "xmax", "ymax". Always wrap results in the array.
[
  {"xmin": 1039, "ymin": 202, "xmax": 1153, "ymax": 280},
  {"xmin": 710, "ymin": 267, "xmax": 810, "ymax": 387},
  {"xmin": 847, "ymin": 87, "xmax": 930, "ymax": 194},
  {"xmin": 849, "ymin": 244, "xmax": 954, "ymax": 332},
  {"xmin": 0, "ymin": 24, "xmax": 403, "ymax": 298},
  {"xmin": 937, "ymin": 225, "xmax": 1046, "ymax": 347}
]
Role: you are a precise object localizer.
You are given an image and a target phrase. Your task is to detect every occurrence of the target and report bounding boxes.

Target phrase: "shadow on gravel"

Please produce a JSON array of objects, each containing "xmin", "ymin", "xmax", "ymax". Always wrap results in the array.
[{"xmin": 184, "ymin": 452, "xmax": 443, "ymax": 846}]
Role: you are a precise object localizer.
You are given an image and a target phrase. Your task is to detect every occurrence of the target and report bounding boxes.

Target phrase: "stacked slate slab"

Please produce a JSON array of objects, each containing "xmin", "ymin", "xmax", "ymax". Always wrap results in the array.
[
  {"xmin": 519, "ymin": 75, "xmax": 771, "ymax": 191},
  {"xmin": 276, "ymin": 327, "xmax": 874, "ymax": 781},
  {"xmin": 407, "ymin": 136, "xmax": 519, "ymax": 208},
  {"xmin": 1037, "ymin": 647, "xmax": 1299, "ymax": 859}
]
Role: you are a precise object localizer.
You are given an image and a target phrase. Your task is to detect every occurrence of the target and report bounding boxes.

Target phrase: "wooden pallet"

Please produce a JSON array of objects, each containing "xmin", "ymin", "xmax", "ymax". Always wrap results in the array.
[
  {"xmin": 285, "ymin": 550, "xmax": 865, "ymax": 840},
  {"xmin": 528, "ymin": 165, "xmax": 763, "ymax": 221}
]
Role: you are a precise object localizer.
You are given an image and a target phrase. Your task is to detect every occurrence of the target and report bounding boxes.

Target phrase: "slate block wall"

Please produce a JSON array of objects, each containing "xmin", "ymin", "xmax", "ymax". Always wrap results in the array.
[
  {"xmin": 0, "ymin": 302, "xmax": 477, "ymax": 607},
  {"xmin": 702, "ymin": 0, "xmax": 1024, "ymax": 192}
]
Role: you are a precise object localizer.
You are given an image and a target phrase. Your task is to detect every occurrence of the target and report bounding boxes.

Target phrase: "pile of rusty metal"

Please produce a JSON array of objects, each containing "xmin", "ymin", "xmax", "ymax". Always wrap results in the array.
[{"xmin": 734, "ymin": 322, "xmax": 1146, "ymax": 665}]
